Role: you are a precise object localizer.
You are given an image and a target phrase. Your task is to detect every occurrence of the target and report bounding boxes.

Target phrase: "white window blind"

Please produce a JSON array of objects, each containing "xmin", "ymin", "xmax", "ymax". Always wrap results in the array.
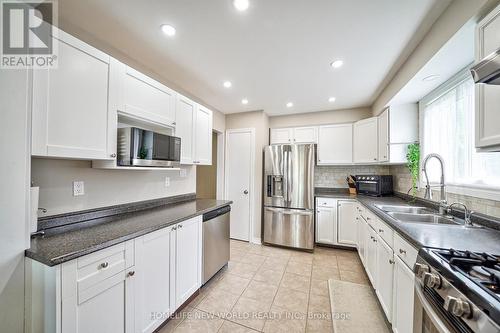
[{"xmin": 420, "ymin": 71, "xmax": 500, "ymax": 194}]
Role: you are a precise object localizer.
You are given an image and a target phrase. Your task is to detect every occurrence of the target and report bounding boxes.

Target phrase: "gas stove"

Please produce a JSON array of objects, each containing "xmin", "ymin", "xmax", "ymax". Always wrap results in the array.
[{"xmin": 415, "ymin": 248, "xmax": 500, "ymax": 333}]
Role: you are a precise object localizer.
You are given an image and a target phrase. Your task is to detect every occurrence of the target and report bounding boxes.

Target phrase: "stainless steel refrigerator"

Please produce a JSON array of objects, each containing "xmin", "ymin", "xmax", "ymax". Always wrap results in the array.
[{"xmin": 263, "ymin": 144, "xmax": 315, "ymax": 250}]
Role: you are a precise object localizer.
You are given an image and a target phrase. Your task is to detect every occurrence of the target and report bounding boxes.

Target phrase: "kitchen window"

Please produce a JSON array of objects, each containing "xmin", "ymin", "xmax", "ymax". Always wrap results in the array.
[{"xmin": 420, "ymin": 68, "xmax": 500, "ymax": 199}]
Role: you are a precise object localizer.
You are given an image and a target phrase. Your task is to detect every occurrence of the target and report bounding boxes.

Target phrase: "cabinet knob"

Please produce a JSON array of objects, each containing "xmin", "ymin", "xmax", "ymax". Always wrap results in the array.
[
  {"xmin": 110, "ymin": 153, "xmax": 116, "ymax": 158},
  {"xmin": 172, "ymin": 122, "xmax": 176, "ymax": 125},
  {"xmin": 127, "ymin": 271, "xmax": 135, "ymax": 277},
  {"xmin": 172, "ymin": 226, "xmax": 177, "ymax": 231},
  {"xmin": 399, "ymin": 249, "xmax": 407, "ymax": 255},
  {"xmin": 178, "ymin": 224, "xmax": 183, "ymax": 229},
  {"xmin": 243, "ymin": 190, "xmax": 249, "ymax": 194},
  {"xmin": 99, "ymin": 262, "xmax": 109, "ymax": 269},
  {"xmin": 373, "ymin": 158, "xmax": 377, "ymax": 161},
  {"xmin": 389, "ymin": 259, "xmax": 395, "ymax": 265},
  {"xmin": 378, "ymin": 229, "xmax": 384, "ymax": 233}
]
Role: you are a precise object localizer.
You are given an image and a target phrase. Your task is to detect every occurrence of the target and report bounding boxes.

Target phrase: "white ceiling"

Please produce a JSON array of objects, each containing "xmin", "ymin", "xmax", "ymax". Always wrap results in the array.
[
  {"xmin": 390, "ymin": 21, "xmax": 475, "ymax": 106},
  {"xmin": 58, "ymin": 0, "xmax": 445, "ymax": 115}
]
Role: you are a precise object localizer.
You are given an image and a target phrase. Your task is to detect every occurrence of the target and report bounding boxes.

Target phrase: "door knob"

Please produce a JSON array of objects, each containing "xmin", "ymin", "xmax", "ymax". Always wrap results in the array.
[{"xmin": 243, "ymin": 190, "xmax": 249, "ymax": 194}]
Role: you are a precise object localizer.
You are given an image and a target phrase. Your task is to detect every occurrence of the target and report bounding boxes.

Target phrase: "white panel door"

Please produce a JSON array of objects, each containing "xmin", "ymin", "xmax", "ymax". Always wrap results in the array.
[
  {"xmin": 378, "ymin": 109, "xmax": 389, "ymax": 162},
  {"xmin": 121, "ymin": 66, "xmax": 176, "ymax": 126},
  {"xmin": 337, "ymin": 201, "xmax": 357, "ymax": 246},
  {"xmin": 353, "ymin": 117, "xmax": 378, "ymax": 163},
  {"xmin": 315, "ymin": 206, "xmax": 336, "ymax": 245},
  {"xmin": 194, "ymin": 105, "xmax": 213, "ymax": 165},
  {"xmin": 175, "ymin": 94, "xmax": 196, "ymax": 164},
  {"xmin": 270, "ymin": 128, "xmax": 293, "ymax": 144},
  {"xmin": 393, "ymin": 256, "xmax": 415, "ymax": 333},
  {"xmin": 293, "ymin": 126, "xmax": 318, "ymax": 143},
  {"xmin": 175, "ymin": 217, "xmax": 201, "ymax": 307},
  {"xmin": 135, "ymin": 227, "xmax": 174, "ymax": 333},
  {"xmin": 476, "ymin": 5, "xmax": 500, "ymax": 150},
  {"xmin": 31, "ymin": 28, "xmax": 110, "ymax": 159},
  {"xmin": 365, "ymin": 225, "xmax": 378, "ymax": 286},
  {"xmin": 356, "ymin": 213, "xmax": 365, "ymax": 264},
  {"xmin": 225, "ymin": 129, "xmax": 254, "ymax": 241},
  {"xmin": 375, "ymin": 236, "xmax": 394, "ymax": 323},
  {"xmin": 317, "ymin": 124, "xmax": 353, "ymax": 165}
]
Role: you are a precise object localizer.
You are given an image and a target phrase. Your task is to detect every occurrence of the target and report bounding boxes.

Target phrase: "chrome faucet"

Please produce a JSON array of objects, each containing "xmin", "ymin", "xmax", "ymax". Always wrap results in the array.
[
  {"xmin": 447, "ymin": 202, "xmax": 474, "ymax": 227},
  {"xmin": 422, "ymin": 153, "xmax": 447, "ymax": 214}
]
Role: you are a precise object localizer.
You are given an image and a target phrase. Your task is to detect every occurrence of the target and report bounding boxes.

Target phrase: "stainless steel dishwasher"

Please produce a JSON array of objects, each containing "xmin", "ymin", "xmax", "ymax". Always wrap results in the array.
[{"xmin": 202, "ymin": 205, "xmax": 230, "ymax": 285}]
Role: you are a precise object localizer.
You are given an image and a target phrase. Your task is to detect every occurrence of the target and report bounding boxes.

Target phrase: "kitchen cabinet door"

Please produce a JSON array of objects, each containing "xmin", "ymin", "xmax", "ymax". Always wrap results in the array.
[
  {"xmin": 392, "ymin": 256, "xmax": 415, "ymax": 333},
  {"xmin": 317, "ymin": 124, "xmax": 353, "ymax": 165},
  {"xmin": 353, "ymin": 117, "xmax": 378, "ymax": 163},
  {"xmin": 174, "ymin": 216, "xmax": 202, "ymax": 307},
  {"xmin": 375, "ymin": 236, "xmax": 394, "ymax": 323},
  {"xmin": 270, "ymin": 128, "xmax": 293, "ymax": 144},
  {"xmin": 175, "ymin": 94, "xmax": 196, "ymax": 165},
  {"xmin": 194, "ymin": 104, "xmax": 213, "ymax": 165},
  {"xmin": 378, "ymin": 109, "xmax": 389, "ymax": 162},
  {"xmin": 356, "ymin": 214, "xmax": 365, "ymax": 264},
  {"xmin": 119, "ymin": 64, "xmax": 176, "ymax": 127},
  {"xmin": 32, "ymin": 28, "xmax": 110, "ymax": 159},
  {"xmin": 135, "ymin": 226, "xmax": 174, "ymax": 333},
  {"xmin": 62, "ymin": 268, "xmax": 135, "ymax": 333},
  {"xmin": 337, "ymin": 201, "xmax": 357, "ymax": 247},
  {"xmin": 315, "ymin": 206, "xmax": 336, "ymax": 245},
  {"xmin": 293, "ymin": 126, "xmax": 318, "ymax": 143},
  {"xmin": 365, "ymin": 225, "xmax": 378, "ymax": 286}
]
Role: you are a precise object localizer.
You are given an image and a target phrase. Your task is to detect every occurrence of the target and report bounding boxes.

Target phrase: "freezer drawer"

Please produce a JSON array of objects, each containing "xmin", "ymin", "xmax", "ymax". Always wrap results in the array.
[{"xmin": 263, "ymin": 207, "xmax": 314, "ymax": 250}]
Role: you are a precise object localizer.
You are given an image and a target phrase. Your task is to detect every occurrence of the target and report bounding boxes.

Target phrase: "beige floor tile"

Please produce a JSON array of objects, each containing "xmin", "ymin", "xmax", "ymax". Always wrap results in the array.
[
  {"xmin": 187, "ymin": 285, "xmax": 212, "ymax": 308},
  {"xmin": 229, "ymin": 296, "xmax": 271, "ymax": 331},
  {"xmin": 218, "ymin": 320, "xmax": 259, "ymax": 333},
  {"xmin": 310, "ymin": 279, "xmax": 329, "ymax": 297},
  {"xmin": 337, "ymin": 256, "xmax": 364, "ymax": 272},
  {"xmin": 212, "ymin": 273, "xmax": 251, "ymax": 296},
  {"xmin": 266, "ymin": 247, "xmax": 293, "ymax": 259},
  {"xmin": 242, "ymin": 280, "xmax": 278, "ymax": 304},
  {"xmin": 280, "ymin": 272, "xmax": 311, "ymax": 293},
  {"xmin": 273, "ymin": 287, "xmax": 309, "ymax": 313},
  {"xmin": 312, "ymin": 255, "xmax": 338, "ymax": 268},
  {"xmin": 227, "ymin": 261, "xmax": 261, "ymax": 279},
  {"xmin": 157, "ymin": 306, "xmax": 194, "ymax": 333},
  {"xmin": 172, "ymin": 308, "xmax": 223, "ymax": 333},
  {"xmin": 290, "ymin": 252, "xmax": 314, "ymax": 264},
  {"xmin": 286, "ymin": 261, "xmax": 312, "ymax": 277},
  {"xmin": 263, "ymin": 305, "xmax": 307, "ymax": 333},
  {"xmin": 339, "ymin": 270, "xmax": 370, "ymax": 285},
  {"xmin": 335, "ymin": 249, "xmax": 359, "ymax": 259},
  {"xmin": 305, "ymin": 318, "xmax": 333, "ymax": 333},
  {"xmin": 308, "ymin": 294, "xmax": 332, "ymax": 320},
  {"xmin": 312, "ymin": 266, "xmax": 340, "ymax": 281},
  {"xmin": 253, "ymin": 268, "xmax": 284, "ymax": 286},
  {"xmin": 195, "ymin": 289, "xmax": 240, "ymax": 317},
  {"xmin": 238, "ymin": 253, "xmax": 268, "ymax": 266},
  {"xmin": 261, "ymin": 256, "xmax": 288, "ymax": 272},
  {"xmin": 231, "ymin": 249, "xmax": 246, "ymax": 262}
]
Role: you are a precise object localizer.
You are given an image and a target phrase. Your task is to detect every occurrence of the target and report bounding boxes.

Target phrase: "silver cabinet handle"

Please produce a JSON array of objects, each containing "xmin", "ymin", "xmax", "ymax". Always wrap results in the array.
[
  {"xmin": 399, "ymin": 249, "xmax": 406, "ymax": 255},
  {"xmin": 172, "ymin": 226, "xmax": 177, "ymax": 231},
  {"xmin": 378, "ymin": 229, "xmax": 384, "ymax": 233},
  {"xmin": 178, "ymin": 224, "xmax": 183, "ymax": 229},
  {"xmin": 100, "ymin": 262, "xmax": 109, "ymax": 269},
  {"xmin": 127, "ymin": 271, "xmax": 135, "ymax": 277},
  {"xmin": 172, "ymin": 122, "xmax": 176, "ymax": 125},
  {"xmin": 243, "ymin": 190, "xmax": 249, "ymax": 194},
  {"xmin": 110, "ymin": 153, "xmax": 116, "ymax": 158},
  {"xmin": 389, "ymin": 259, "xmax": 395, "ymax": 264}
]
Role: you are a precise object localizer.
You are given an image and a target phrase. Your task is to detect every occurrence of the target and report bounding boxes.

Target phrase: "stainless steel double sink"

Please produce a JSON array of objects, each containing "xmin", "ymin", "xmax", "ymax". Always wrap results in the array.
[{"xmin": 375, "ymin": 204, "xmax": 468, "ymax": 226}]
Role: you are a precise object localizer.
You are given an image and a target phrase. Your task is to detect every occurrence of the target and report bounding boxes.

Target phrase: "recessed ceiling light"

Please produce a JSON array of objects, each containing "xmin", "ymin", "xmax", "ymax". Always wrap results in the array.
[
  {"xmin": 422, "ymin": 74, "xmax": 440, "ymax": 82},
  {"xmin": 242, "ymin": 98, "xmax": 249, "ymax": 105},
  {"xmin": 328, "ymin": 97, "xmax": 336, "ymax": 103},
  {"xmin": 223, "ymin": 81, "xmax": 232, "ymax": 88},
  {"xmin": 161, "ymin": 24, "xmax": 176, "ymax": 37},
  {"xmin": 286, "ymin": 102, "xmax": 293, "ymax": 108},
  {"xmin": 233, "ymin": 0, "xmax": 249, "ymax": 11},
  {"xmin": 330, "ymin": 60, "xmax": 343, "ymax": 69}
]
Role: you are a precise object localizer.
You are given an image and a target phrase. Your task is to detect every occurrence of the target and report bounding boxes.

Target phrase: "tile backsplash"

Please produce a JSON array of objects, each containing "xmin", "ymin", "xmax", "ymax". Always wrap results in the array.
[
  {"xmin": 315, "ymin": 165, "xmax": 390, "ymax": 188},
  {"xmin": 389, "ymin": 165, "xmax": 500, "ymax": 218}
]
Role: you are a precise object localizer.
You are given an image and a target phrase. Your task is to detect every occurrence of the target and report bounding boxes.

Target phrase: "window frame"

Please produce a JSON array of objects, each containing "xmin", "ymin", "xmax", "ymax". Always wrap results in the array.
[{"xmin": 418, "ymin": 66, "xmax": 500, "ymax": 201}]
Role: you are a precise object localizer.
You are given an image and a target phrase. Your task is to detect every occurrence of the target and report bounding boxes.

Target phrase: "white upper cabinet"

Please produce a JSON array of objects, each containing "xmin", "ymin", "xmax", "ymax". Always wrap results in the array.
[
  {"xmin": 112, "ymin": 61, "xmax": 176, "ymax": 127},
  {"xmin": 378, "ymin": 109, "xmax": 389, "ymax": 162},
  {"xmin": 475, "ymin": 4, "xmax": 500, "ymax": 151},
  {"xmin": 270, "ymin": 126, "xmax": 317, "ymax": 144},
  {"xmin": 175, "ymin": 94, "xmax": 196, "ymax": 164},
  {"xmin": 292, "ymin": 126, "xmax": 318, "ymax": 143},
  {"xmin": 270, "ymin": 128, "xmax": 293, "ymax": 144},
  {"xmin": 194, "ymin": 104, "xmax": 213, "ymax": 165},
  {"xmin": 317, "ymin": 123, "xmax": 353, "ymax": 165},
  {"xmin": 353, "ymin": 117, "xmax": 378, "ymax": 163},
  {"xmin": 32, "ymin": 28, "xmax": 110, "ymax": 160}
]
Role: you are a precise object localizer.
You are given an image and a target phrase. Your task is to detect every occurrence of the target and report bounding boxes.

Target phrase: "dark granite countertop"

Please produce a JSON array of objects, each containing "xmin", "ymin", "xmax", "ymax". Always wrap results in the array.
[
  {"xmin": 314, "ymin": 187, "xmax": 500, "ymax": 254},
  {"xmin": 315, "ymin": 187, "xmax": 357, "ymax": 199},
  {"xmin": 26, "ymin": 198, "xmax": 232, "ymax": 266}
]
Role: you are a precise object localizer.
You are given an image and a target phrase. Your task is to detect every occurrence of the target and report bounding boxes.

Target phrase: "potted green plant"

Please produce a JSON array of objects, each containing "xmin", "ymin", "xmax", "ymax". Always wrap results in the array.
[{"xmin": 406, "ymin": 143, "xmax": 420, "ymax": 198}]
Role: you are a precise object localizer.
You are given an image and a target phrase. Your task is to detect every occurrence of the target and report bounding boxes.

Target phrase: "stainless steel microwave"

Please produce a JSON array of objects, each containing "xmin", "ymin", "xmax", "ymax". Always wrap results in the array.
[{"xmin": 117, "ymin": 127, "xmax": 181, "ymax": 167}]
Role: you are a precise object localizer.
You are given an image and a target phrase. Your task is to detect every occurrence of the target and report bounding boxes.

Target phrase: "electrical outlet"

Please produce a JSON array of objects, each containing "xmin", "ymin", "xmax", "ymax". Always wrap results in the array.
[
  {"xmin": 73, "ymin": 181, "xmax": 85, "ymax": 196},
  {"xmin": 164, "ymin": 176, "xmax": 170, "ymax": 187},
  {"xmin": 179, "ymin": 169, "xmax": 187, "ymax": 178}
]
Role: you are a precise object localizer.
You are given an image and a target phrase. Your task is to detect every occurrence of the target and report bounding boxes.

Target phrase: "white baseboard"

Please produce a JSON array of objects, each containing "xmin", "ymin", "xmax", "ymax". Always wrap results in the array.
[{"xmin": 251, "ymin": 237, "xmax": 262, "ymax": 245}]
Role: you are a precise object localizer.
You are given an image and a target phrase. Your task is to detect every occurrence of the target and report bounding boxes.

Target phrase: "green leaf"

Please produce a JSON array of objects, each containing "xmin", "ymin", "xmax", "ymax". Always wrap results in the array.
[{"xmin": 406, "ymin": 143, "xmax": 420, "ymax": 197}]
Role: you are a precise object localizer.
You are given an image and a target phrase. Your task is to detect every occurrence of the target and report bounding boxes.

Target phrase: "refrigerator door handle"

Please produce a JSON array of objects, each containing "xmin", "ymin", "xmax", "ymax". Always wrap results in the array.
[{"xmin": 264, "ymin": 207, "xmax": 313, "ymax": 216}]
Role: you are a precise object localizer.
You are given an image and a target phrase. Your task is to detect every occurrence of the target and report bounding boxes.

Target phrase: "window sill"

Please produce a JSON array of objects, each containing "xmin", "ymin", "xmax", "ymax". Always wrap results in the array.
[{"xmin": 420, "ymin": 182, "xmax": 500, "ymax": 202}]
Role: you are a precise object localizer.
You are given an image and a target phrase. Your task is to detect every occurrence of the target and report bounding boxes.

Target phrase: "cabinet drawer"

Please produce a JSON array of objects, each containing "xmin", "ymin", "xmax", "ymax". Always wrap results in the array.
[
  {"xmin": 376, "ymin": 218, "xmax": 394, "ymax": 249},
  {"xmin": 360, "ymin": 209, "xmax": 377, "ymax": 230},
  {"xmin": 316, "ymin": 197, "xmax": 336, "ymax": 208},
  {"xmin": 77, "ymin": 241, "xmax": 134, "ymax": 292},
  {"xmin": 394, "ymin": 233, "xmax": 418, "ymax": 269}
]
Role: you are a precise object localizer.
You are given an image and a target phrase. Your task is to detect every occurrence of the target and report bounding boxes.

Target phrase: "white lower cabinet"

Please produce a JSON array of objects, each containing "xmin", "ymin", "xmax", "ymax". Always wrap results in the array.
[
  {"xmin": 337, "ymin": 200, "xmax": 357, "ymax": 246},
  {"xmin": 315, "ymin": 206, "xmax": 336, "ymax": 245},
  {"xmin": 365, "ymin": 224, "xmax": 378, "ymax": 286},
  {"xmin": 392, "ymin": 256, "xmax": 415, "ymax": 333},
  {"xmin": 375, "ymin": 235, "xmax": 394, "ymax": 322}
]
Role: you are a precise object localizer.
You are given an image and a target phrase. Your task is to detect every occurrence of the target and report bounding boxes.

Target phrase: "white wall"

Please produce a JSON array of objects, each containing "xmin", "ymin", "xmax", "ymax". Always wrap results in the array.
[
  {"xmin": 0, "ymin": 69, "xmax": 30, "ymax": 332},
  {"xmin": 269, "ymin": 107, "xmax": 371, "ymax": 128},
  {"xmin": 32, "ymin": 159, "xmax": 196, "ymax": 217}
]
